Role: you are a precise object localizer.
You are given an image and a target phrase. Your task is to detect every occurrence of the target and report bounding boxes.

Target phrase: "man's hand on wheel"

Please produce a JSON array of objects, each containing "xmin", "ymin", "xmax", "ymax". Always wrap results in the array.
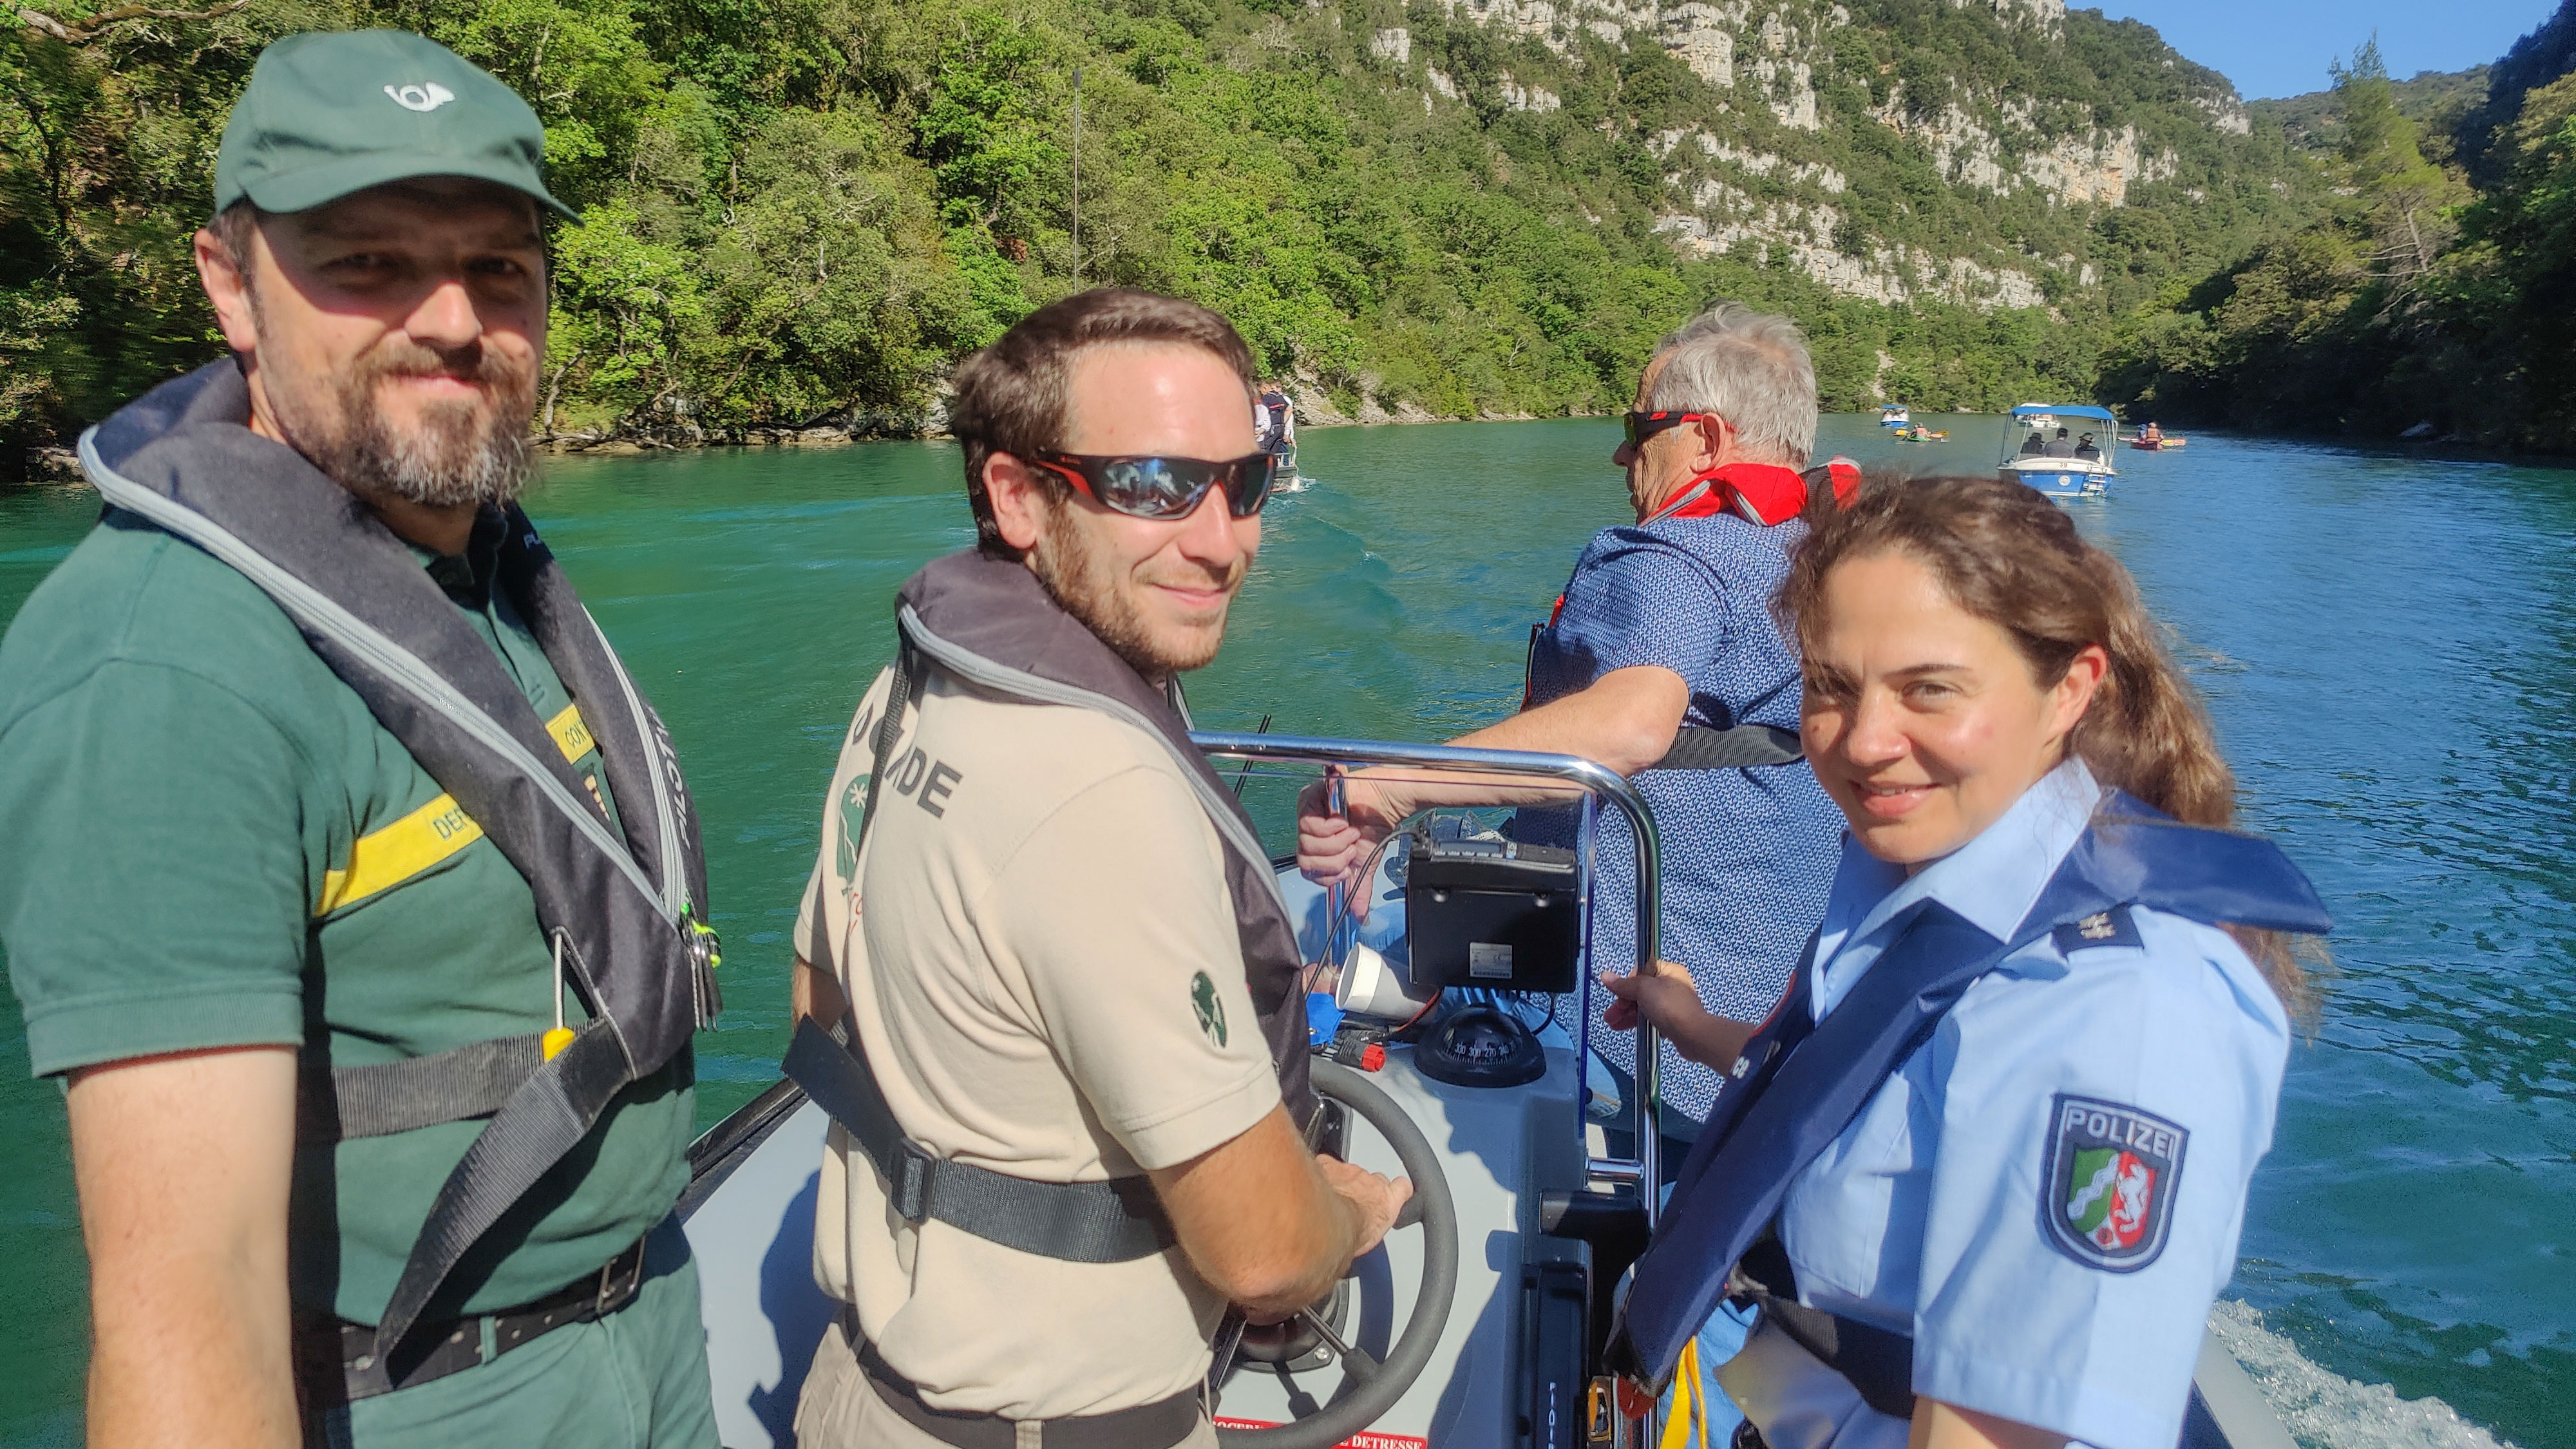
[
  {"xmin": 1317, "ymin": 1153, "xmax": 1413, "ymax": 1258},
  {"xmin": 1294, "ymin": 772, "xmax": 1409, "ymax": 894}
]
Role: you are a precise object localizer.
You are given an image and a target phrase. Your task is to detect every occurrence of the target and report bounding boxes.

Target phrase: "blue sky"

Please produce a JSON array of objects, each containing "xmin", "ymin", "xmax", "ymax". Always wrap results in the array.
[{"xmin": 2094, "ymin": 0, "xmax": 2562, "ymax": 99}]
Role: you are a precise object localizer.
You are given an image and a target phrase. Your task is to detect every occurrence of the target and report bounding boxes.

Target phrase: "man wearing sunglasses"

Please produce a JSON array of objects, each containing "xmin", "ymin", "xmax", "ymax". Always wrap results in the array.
[
  {"xmin": 1300, "ymin": 301, "xmax": 1848, "ymax": 1130},
  {"xmin": 786, "ymin": 289, "xmax": 1408, "ymax": 1449}
]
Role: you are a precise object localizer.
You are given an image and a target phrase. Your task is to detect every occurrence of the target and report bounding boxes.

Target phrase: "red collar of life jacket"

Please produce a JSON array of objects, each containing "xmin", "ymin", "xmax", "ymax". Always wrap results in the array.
[
  {"xmin": 1539, "ymin": 457, "xmax": 1862, "ymax": 632},
  {"xmin": 1649, "ymin": 462, "xmax": 1814, "ymax": 526}
]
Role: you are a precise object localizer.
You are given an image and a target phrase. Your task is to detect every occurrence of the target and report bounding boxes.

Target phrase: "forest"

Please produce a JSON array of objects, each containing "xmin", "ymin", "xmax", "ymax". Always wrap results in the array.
[
  {"xmin": 2104, "ymin": 8, "xmax": 2576, "ymax": 451},
  {"xmin": 6, "ymin": 0, "xmax": 2576, "ymax": 471}
]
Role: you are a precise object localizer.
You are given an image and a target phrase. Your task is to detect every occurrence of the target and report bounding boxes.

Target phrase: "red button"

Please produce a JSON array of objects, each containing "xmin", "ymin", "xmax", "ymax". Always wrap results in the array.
[{"xmin": 1359, "ymin": 1043, "xmax": 1386, "ymax": 1072}]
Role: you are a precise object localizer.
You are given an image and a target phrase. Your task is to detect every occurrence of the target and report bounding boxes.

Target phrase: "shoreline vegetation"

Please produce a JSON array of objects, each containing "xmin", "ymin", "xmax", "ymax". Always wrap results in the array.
[
  {"xmin": 5, "ymin": 389, "xmax": 1540, "ymax": 483},
  {"xmin": 10, "ymin": 0, "xmax": 2576, "ymax": 480},
  {"xmin": 2105, "ymin": 15, "xmax": 2576, "ymax": 453}
]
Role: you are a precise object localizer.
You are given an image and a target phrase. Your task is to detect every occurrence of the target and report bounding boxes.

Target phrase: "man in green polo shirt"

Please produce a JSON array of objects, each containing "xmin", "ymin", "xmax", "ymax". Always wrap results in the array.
[{"xmin": 0, "ymin": 31, "xmax": 716, "ymax": 1449}]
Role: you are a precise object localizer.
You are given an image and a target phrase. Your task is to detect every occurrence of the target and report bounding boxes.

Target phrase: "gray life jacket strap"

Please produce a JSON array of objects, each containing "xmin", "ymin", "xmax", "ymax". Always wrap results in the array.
[
  {"xmin": 785, "ymin": 1019, "xmax": 1177, "ymax": 1263},
  {"xmin": 300, "ymin": 1033, "xmax": 549, "ymax": 1142},
  {"xmin": 1651, "ymin": 723, "xmax": 1804, "ymax": 771},
  {"xmin": 781, "ymin": 639, "xmax": 1178, "ymax": 1264}
]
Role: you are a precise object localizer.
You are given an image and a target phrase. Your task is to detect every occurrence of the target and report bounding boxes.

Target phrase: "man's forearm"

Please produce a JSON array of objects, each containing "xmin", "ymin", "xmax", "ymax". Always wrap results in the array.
[
  {"xmin": 70, "ymin": 1047, "xmax": 298, "ymax": 1449},
  {"xmin": 1356, "ymin": 665, "xmax": 1693, "ymax": 813},
  {"xmin": 88, "ymin": 1247, "xmax": 297, "ymax": 1449}
]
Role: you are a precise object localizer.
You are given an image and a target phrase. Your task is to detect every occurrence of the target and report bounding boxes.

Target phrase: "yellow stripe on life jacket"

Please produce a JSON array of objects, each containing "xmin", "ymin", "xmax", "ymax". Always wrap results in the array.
[
  {"xmin": 546, "ymin": 701, "xmax": 597, "ymax": 764},
  {"xmin": 314, "ymin": 705, "xmax": 599, "ymax": 916}
]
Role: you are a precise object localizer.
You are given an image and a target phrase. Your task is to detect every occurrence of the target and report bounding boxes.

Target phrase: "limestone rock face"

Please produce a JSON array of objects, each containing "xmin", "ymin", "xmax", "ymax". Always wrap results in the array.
[
  {"xmin": 1663, "ymin": 4, "xmax": 1735, "ymax": 86},
  {"xmin": 1402, "ymin": 0, "xmax": 2249, "ymax": 314}
]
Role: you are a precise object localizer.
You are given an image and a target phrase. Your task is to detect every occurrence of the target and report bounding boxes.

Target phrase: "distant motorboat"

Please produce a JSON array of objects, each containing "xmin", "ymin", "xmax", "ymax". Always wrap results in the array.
[
  {"xmin": 2002, "ymin": 403, "xmax": 2117, "ymax": 498},
  {"xmin": 1879, "ymin": 403, "xmax": 1911, "ymax": 428}
]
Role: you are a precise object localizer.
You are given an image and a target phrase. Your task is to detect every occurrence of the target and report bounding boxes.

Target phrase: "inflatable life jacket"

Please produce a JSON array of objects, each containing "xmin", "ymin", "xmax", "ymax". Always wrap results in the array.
[
  {"xmin": 77, "ymin": 361, "xmax": 717, "ymax": 1369},
  {"xmin": 1521, "ymin": 460, "xmax": 1855, "ymax": 767},
  {"xmin": 783, "ymin": 549, "xmax": 1317, "ymax": 1262},
  {"xmin": 1643, "ymin": 460, "xmax": 1831, "ymax": 527},
  {"xmin": 1604, "ymin": 796, "xmax": 2332, "ymax": 1397}
]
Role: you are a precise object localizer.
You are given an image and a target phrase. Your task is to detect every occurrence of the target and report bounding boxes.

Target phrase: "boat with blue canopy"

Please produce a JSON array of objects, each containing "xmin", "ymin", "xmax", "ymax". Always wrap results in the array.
[{"xmin": 2002, "ymin": 402, "xmax": 2117, "ymax": 498}]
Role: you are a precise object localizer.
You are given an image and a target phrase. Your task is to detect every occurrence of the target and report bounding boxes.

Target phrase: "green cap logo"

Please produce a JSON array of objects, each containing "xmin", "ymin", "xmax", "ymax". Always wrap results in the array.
[
  {"xmin": 383, "ymin": 82, "xmax": 457, "ymax": 113},
  {"xmin": 214, "ymin": 30, "xmax": 576, "ymax": 221}
]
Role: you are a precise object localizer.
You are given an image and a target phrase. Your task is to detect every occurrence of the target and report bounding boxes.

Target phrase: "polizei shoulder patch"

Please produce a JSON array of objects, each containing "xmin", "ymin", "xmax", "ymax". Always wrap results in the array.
[{"xmin": 2041, "ymin": 1094, "xmax": 2187, "ymax": 1272}]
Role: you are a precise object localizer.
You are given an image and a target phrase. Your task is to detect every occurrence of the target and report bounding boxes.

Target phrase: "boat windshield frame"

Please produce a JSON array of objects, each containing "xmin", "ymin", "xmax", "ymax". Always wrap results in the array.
[
  {"xmin": 2002, "ymin": 404, "xmax": 2120, "ymax": 471},
  {"xmin": 1191, "ymin": 730, "xmax": 1667, "ymax": 1224}
]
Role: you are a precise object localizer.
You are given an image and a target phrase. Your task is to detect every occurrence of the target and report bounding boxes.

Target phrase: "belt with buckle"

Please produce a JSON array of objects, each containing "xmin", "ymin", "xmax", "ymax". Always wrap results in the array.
[{"xmin": 296, "ymin": 1230, "xmax": 652, "ymax": 1406}]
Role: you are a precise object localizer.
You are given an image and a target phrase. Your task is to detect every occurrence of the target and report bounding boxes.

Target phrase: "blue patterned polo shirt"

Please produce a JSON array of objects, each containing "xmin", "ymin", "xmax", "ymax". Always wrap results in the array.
[{"xmin": 1517, "ymin": 511, "xmax": 1846, "ymax": 1122}]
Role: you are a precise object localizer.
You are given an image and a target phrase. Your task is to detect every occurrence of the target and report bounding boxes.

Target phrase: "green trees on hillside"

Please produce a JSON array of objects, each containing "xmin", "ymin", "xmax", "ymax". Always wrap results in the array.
[
  {"xmin": 0, "ymin": 0, "xmax": 2288, "ymax": 473},
  {"xmin": 2104, "ymin": 25, "xmax": 2576, "ymax": 450}
]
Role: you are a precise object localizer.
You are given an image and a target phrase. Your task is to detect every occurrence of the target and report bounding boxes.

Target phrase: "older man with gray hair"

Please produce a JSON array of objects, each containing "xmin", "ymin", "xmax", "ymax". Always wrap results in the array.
[{"xmin": 1300, "ymin": 300, "xmax": 1848, "ymax": 1132}]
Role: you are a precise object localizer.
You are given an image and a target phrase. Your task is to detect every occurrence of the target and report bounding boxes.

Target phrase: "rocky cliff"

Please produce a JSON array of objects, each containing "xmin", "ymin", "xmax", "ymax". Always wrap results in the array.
[{"xmin": 1363, "ymin": 0, "xmax": 2299, "ymax": 321}]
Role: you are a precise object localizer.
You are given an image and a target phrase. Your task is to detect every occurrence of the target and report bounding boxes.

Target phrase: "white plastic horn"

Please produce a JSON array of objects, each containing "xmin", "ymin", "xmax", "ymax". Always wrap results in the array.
[{"xmin": 1336, "ymin": 941, "xmax": 1433, "ymax": 1023}]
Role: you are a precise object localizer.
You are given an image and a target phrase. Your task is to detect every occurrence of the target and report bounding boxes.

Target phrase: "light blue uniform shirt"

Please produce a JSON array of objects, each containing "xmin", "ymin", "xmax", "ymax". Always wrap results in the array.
[{"xmin": 1725, "ymin": 761, "xmax": 2291, "ymax": 1449}]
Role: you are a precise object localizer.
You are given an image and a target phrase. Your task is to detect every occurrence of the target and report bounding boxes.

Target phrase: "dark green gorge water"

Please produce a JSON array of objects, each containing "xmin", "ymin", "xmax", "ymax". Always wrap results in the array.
[{"xmin": 1, "ymin": 418, "xmax": 2568, "ymax": 1446}]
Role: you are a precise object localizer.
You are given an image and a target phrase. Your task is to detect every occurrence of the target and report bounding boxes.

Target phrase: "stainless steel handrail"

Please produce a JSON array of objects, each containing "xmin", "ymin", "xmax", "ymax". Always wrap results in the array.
[{"xmin": 1189, "ymin": 731, "xmax": 1663, "ymax": 1226}]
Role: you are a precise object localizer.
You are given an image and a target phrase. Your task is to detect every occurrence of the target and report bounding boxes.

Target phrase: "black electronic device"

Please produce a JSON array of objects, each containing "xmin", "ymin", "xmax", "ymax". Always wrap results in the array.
[{"xmin": 1405, "ymin": 830, "xmax": 1582, "ymax": 994}]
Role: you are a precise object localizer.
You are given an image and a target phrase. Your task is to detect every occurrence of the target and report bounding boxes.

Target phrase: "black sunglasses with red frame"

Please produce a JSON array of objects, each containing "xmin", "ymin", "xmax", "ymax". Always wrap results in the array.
[{"xmin": 1029, "ymin": 450, "xmax": 1281, "ymax": 521}]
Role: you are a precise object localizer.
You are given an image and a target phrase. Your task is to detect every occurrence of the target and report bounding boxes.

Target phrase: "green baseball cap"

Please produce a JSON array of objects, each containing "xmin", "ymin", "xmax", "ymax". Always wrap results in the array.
[{"xmin": 214, "ymin": 30, "xmax": 578, "ymax": 222}]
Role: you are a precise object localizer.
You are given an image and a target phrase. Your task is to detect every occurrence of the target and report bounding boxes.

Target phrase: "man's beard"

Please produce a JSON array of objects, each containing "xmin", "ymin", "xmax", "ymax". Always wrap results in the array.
[
  {"xmin": 265, "ymin": 323, "xmax": 538, "ymax": 509},
  {"xmin": 1027, "ymin": 502, "xmax": 1241, "ymax": 680}
]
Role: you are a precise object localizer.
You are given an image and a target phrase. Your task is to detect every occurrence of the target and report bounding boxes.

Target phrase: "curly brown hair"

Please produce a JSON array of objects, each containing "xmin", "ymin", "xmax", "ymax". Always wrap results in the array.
[{"xmin": 1775, "ymin": 472, "xmax": 2320, "ymax": 1016}]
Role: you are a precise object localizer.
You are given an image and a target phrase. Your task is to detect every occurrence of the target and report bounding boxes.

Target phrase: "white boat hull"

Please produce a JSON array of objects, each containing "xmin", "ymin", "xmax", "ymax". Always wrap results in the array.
[{"xmin": 2003, "ymin": 460, "xmax": 2112, "ymax": 497}]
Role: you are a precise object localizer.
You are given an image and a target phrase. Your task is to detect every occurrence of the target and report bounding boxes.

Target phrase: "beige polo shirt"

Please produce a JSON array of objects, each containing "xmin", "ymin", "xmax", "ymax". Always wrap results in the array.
[{"xmin": 795, "ymin": 663, "xmax": 1282, "ymax": 1419}]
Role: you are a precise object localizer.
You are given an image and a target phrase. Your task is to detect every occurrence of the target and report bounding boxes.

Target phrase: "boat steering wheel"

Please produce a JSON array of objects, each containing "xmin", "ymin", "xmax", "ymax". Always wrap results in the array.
[{"xmin": 1215, "ymin": 1057, "xmax": 1460, "ymax": 1449}]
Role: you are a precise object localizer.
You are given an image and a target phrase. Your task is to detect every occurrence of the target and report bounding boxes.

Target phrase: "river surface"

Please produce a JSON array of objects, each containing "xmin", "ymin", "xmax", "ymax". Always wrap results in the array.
[{"xmin": 1, "ymin": 416, "xmax": 2569, "ymax": 1447}]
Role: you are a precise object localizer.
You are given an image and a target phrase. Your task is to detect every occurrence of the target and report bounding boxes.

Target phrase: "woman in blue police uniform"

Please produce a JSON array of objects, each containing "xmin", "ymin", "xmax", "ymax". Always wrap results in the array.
[{"xmin": 1603, "ymin": 473, "xmax": 2329, "ymax": 1449}]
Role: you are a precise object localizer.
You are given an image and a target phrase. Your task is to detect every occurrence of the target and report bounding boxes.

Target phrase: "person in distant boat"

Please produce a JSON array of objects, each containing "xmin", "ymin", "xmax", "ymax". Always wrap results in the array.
[
  {"xmin": 1600, "ymin": 473, "xmax": 2330, "ymax": 1449},
  {"xmin": 2044, "ymin": 426, "xmax": 2078, "ymax": 458},
  {"xmin": 787, "ymin": 290, "xmax": 1408, "ymax": 1449},
  {"xmin": 1255, "ymin": 379, "xmax": 1296, "ymax": 457},
  {"xmin": 2140, "ymin": 421, "xmax": 2164, "ymax": 445},
  {"xmin": 2019, "ymin": 428, "xmax": 2047, "ymax": 456},
  {"xmin": 2074, "ymin": 433, "xmax": 2101, "ymax": 460},
  {"xmin": 1298, "ymin": 301, "xmax": 1850, "ymax": 1135},
  {"xmin": 0, "ymin": 32, "xmax": 719, "ymax": 1449}
]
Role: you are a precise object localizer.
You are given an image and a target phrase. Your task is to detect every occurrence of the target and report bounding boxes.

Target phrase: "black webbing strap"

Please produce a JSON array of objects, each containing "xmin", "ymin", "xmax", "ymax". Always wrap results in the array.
[
  {"xmin": 782, "ymin": 642, "xmax": 1176, "ymax": 1264},
  {"xmin": 372, "ymin": 1021, "xmax": 636, "ymax": 1362},
  {"xmin": 785, "ymin": 1018, "xmax": 1176, "ymax": 1262},
  {"xmin": 299, "ymin": 1033, "xmax": 547, "ymax": 1142},
  {"xmin": 1651, "ymin": 723, "xmax": 1804, "ymax": 770},
  {"xmin": 1727, "ymin": 1235, "xmax": 1917, "ymax": 1418}
]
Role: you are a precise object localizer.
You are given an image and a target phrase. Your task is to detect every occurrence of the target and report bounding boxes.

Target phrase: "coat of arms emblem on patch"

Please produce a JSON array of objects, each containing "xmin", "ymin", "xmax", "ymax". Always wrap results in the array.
[{"xmin": 2041, "ymin": 1093, "xmax": 2187, "ymax": 1271}]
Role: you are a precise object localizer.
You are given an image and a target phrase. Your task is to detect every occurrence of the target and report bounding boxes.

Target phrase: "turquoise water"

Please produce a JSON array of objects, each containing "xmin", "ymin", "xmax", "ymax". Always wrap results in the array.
[{"xmin": 1, "ymin": 417, "xmax": 2569, "ymax": 1446}]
